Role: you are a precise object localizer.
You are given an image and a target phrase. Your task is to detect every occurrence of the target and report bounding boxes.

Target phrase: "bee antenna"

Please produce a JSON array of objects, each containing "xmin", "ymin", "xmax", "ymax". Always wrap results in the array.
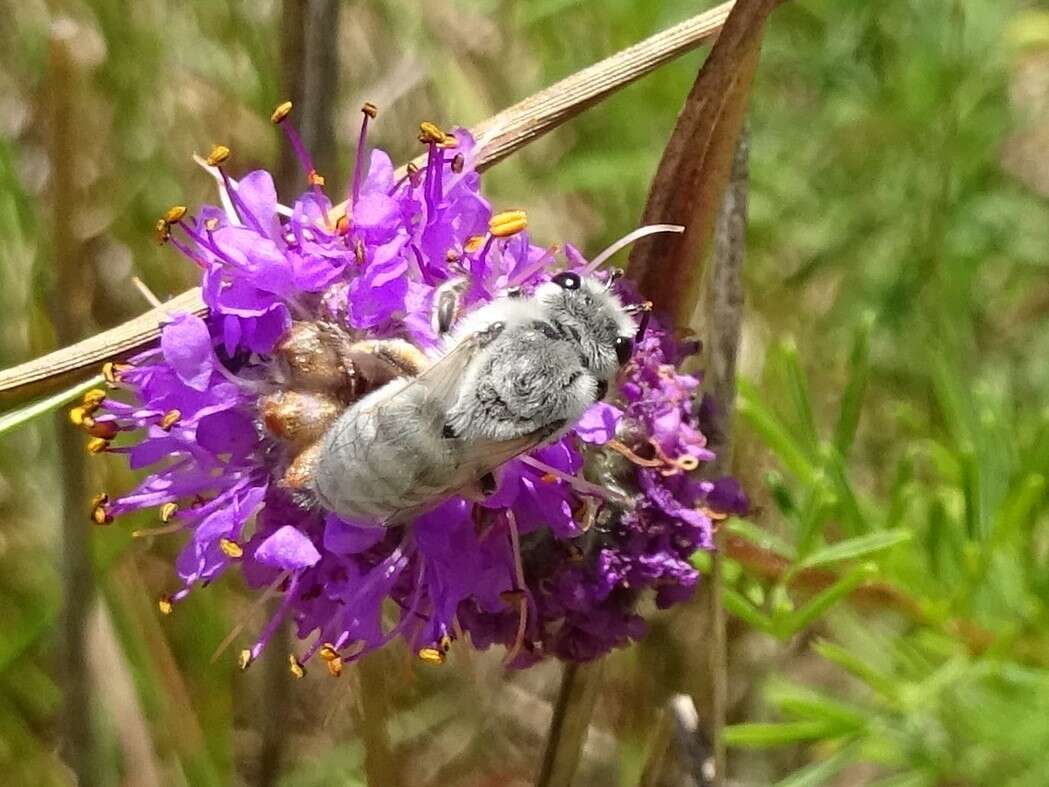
[
  {"xmin": 583, "ymin": 224, "xmax": 684, "ymax": 273},
  {"xmin": 603, "ymin": 268, "xmax": 624, "ymax": 291}
]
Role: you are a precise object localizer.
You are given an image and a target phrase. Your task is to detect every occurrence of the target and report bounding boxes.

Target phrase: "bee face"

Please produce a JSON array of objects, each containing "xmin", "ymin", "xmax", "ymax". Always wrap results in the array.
[{"xmin": 534, "ymin": 274, "xmax": 638, "ymax": 382}]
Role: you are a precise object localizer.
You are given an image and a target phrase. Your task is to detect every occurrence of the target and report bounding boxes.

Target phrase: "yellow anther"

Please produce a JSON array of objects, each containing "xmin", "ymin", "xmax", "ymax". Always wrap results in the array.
[
  {"xmin": 207, "ymin": 145, "xmax": 231, "ymax": 166},
  {"xmin": 288, "ymin": 654, "xmax": 306, "ymax": 679},
  {"xmin": 159, "ymin": 409, "xmax": 181, "ymax": 431},
  {"xmin": 325, "ymin": 656, "xmax": 343, "ymax": 677},
  {"xmin": 464, "ymin": 235, "xmax": 485, "ymax": 254},
  {"xmin": 677, "ymin": 456, "xmax": 699, "ymax": 471},
  {"xmin": 69, "ymin": 406, "xmax": 88, "ymax": 426},
  {"xmin": 438, "ymin": 133, "xmax": 459, "ymax": 149},
  {"xmin": 91, "ymin": 497, "xmax": 112, "ymax": 525},
  {"xmin": 418, "ymin": 121, "xmax": 446, "ymax": 145},
  {"xmin": 335, "ymin": 214, "xmax": 350, "ymax": 235},
  {"xmin": 83, "ymin": 389, "xmax": 106, "ymax": 409},
  {"xmin": 102, "ymin": 361, "xmax": 130, "ymax": 385},
  {"xmin": 86, "ymin": 437, "xmax": 110, "ymax": 455},
  {"xmin": 417, "ymin": 647, "xmax": 445, "ymax": 664},
  {"xmin": 540, "ymin": 473, "xmax": 558, "ymax": 484},
  {"xmin": 354, "ymin": 238, "xmax": 366, "ymax": 265},
  {"xmin": 219, "ymin": 538, "xmax": 243, "ymax": 559},
  {"xmin": 159, "ymin": 502, "xmax": 179, "ymax": 523},
  {"xmin": 271, "ymin": 100, "xmax": 293, "ymax": 124},
  {"xmin": 158, "ymin": 596, "xmax": 174, "ymax": 616},
  {"xmin": 319, "ymin": 645, "xmax": 336, "ymax": 661},
  {"xmin": 439, "ymin": 634, "xmax": 453, "ymax": 652},
  {"xmin": 154, "ymin": 217, "xmax": 171, "ymax": 244},
  {"xmin": 239, "ymin": 649, "xmax": 253, "ymax": 671},
  {"xmin": 204, "ymin": 217, "xmax": 220, "ymax": 232},
  {"xmin": 164, "ymin": 205, "xmax": 187, "ymax": 224},
  {"xmin": 361, "ymin": 101, "xmax": 378, "ymax": 119},
  {"xmin": 406, "ymin": 162, "xmax": 420, "ymax": 175},
  {"xmin": 451, "ymin": 153, "xmax": 465, "ymax": 173},
  {"xmin": 445, "ymin": 249, "xmax": 461, "ymax": 263},
  {"xmin": 308, "ymin": 169, "xmax": 326, "ymax": 187},
  {"xmin": 489, "ymin": 210, "xmax": 528, "ymax": 238}
]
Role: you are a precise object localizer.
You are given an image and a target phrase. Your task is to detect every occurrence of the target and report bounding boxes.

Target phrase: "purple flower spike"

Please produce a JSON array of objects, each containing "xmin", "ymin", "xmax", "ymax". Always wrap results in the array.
[{"xmin": 85, "ymin": 109, "xmax": 746, "ymax": 674}]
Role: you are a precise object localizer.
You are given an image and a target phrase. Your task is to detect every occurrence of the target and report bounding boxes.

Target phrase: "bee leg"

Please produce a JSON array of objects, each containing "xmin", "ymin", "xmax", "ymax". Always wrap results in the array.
[
  {"xmin": 432, "ymin": 276, "xmax": 469, "ymax": 335},
  {"xmin": 281, "ymin": 442, "xmax": 323, "ymax": 509},
  {"xmin": 259, "ymin": 390, "xmax": 341, "ymax": 450},
  {"xmin": 459, "ymin": 471, "xmax": 499, "ymax": 503},
  {"xmin": 273, "ymin": 321, "xmax": 356, "ymax": 391}
]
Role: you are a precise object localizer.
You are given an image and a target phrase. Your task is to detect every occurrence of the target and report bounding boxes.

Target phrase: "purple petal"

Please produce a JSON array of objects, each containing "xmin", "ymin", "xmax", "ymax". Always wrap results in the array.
[
  {"xmin": 575, "ymin": 402, "xmax": 623, "ymax": 444},
  {"xmin": 160, "ymin": 313, "xmax": 215, "ymax": 392},
  {"xmin": 323, "ymin": 515, "xmax": 385, "ymax": 554},
  {"xmin": 254, "ymin": 525, "xmax": 321, "ymax": 570}
]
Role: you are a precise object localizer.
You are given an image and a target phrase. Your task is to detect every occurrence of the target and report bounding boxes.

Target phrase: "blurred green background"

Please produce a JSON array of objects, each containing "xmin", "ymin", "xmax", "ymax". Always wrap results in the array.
[{"xmin": 3, "ymin": 1, "xmax": 1049, "ymax": 785}]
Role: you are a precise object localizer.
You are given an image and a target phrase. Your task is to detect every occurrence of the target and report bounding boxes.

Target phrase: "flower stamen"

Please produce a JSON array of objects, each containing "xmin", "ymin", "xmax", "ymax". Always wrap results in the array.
[
  {"xmin": 503, "ymin": 510, "xmax": 529, "ymax": 666},
  {"xmin": 350, "ymin": 102, "xmax": 377, "ymax": 205}
]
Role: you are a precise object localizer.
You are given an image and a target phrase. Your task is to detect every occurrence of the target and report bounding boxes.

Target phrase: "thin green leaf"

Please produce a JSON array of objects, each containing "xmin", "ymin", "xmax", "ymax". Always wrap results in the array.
[
  {"xmin": 739, "ymin": 379, "xmax": 817, "ymax": 485},
  {"xmin": 723, "ymin": 585, "xmax": 777, "ymax": 634},
  {"xmin": 767, "ymin": 682, "xmax": 868, "ymax": 731},
  {"xmin": 795, "ymin": 479, "xmax": 837, "ymax": 561},
  {"xmin": 724, "ymin": 720, "xmax": 847, "ymax": 749},
  {"xmin": 0, "ymin": 374, "xmax": 104, "ymax": 436},
  {"xmin": 832, "ymin": 312, "xmax": 873, "ymax": 456},
  {"xmin": 725, "ymin": 517, "xmax": 796, "ymax": 559},
  {"xmin": 780, "ymin": 564, "xmax": 876, "ymax": 635},
  {"xmin": 992, "ymin": 473, "xmax": 1046, "ymax": 545},
  {"xmin": 812, "ymin": 639, "xmax": 899, "ymax": 703},
  {"xmin": 800, "ymin": 531, "xmax": 912, "ymax": 570},
  {"xmin": 822, "ymin": 445, "xmax": 868, "ymax": 535},
  {"xmin": 958, "ymin": 441, "xmax": 985, "ymax": 540},
  {"xmin": 778, "ymin": 337, "xmax": 820, "ymax": 452},
  {"xmin": 773, "ymin": 743, "xmax": 860, "ymax": 787}
]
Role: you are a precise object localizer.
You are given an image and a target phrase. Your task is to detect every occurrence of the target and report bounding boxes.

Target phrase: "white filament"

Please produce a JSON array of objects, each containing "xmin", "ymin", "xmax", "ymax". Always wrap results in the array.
[
  {"xmin": 583, "ymin": 223, "xmax": 685, "ymax": 273},
  {"xmin": 192, "ymin": 154, "xmax": 295, "ymax": 224}
]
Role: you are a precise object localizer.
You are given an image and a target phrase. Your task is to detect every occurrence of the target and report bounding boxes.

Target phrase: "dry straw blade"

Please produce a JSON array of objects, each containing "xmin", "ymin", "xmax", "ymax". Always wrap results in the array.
[{"xmin": 0, "ymin": 0, "xmax": 735, "ymax": 409}]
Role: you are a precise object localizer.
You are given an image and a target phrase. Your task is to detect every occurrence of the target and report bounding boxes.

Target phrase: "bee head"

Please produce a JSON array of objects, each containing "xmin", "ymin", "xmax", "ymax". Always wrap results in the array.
[{"xmin": 535, "ymin": 271, "xmax": 637, "ymax": 382}]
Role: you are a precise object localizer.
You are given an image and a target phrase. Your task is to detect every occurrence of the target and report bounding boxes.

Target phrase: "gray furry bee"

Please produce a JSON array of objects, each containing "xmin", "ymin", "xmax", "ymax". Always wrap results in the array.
[{"xmin": 306, "ymin": 271, "xmax": 645, "ymax": 525}]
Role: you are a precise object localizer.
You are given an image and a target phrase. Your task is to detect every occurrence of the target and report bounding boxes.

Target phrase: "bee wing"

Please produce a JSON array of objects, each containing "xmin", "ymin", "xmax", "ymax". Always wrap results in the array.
[
  {"xmin": 381, "ymin": 421, "xmax": 563, "ymax": 526},
  {"xmin": 358, "ymin": 330, "xmax": 487, "ymax": 415}
]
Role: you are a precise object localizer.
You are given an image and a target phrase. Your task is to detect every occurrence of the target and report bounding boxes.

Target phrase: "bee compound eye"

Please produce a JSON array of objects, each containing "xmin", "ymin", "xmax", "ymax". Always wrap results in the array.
[
  {"xmin": 552, "ymin": 271, "xmax": 581, "ymax": 290},
  {"xmin": 614, "ymin": 336, "xmax": 633, "ymax": 365}
]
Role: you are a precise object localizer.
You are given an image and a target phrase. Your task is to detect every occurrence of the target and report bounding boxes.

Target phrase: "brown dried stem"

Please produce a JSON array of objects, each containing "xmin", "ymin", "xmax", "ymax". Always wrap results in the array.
[
  {"xmin": 48, "ymin": 19, "xmax": 100, "ymax": 785},
  {"xmin": 627, "ymin": 0, "xmax": 778, "ymax": 329},
  {"xmin": 699, "ymin": 127, "xmax": 750, "ymax": 787},
  {"xmin": 0, "ymin": 1, "xmax": 736, "ymax": 409},
  {"xmin": 535, "ymin": 660, "xmax": 605, "ymax": 787}
]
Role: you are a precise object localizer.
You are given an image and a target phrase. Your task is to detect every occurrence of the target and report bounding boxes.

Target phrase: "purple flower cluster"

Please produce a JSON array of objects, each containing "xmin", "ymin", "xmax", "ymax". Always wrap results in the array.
[{"xmin": 78, "ymin": 106, "xmax": 745, "ymax": 673}]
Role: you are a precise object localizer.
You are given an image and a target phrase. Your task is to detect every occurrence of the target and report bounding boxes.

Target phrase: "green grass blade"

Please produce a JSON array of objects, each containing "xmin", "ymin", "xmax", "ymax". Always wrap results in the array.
[
  {"xmin": 780, "ymin": 564, "xmax": 876, "ymax": 635},
  {"xmin": 800, "ymin": 531, "xmax": 912, "ymax": 570},
  {"xmin": 812, "ymin": 639, "xmax": 899, "ymax": 703},
  {"xmin": 725, "ymin": 517, "xmax": 797, "ymax": 560},
  {"xmin": 724, "ymin": 720, "xmax": 848, "ymax": 749},
  {"xmin": 723, "ymin": 586, "xmax": 777, "ymax": 635},
  {"xmin": 774, "ymin": 744, "xmax": 859, "ymax": 787},
  {"xmin": 832, "ymin": 312, "xmax": 873, "ymax": 457},
  {"xmin": 0, "ymin": 374, "xmax": 104, "ymax": 436},
  {"xmin": 778, "ymin": 338, "xmax": 820, "ymax": 453},
  {"xmin": 739, "ymin": 379, "xmax": 817, "ymax": 485}
]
